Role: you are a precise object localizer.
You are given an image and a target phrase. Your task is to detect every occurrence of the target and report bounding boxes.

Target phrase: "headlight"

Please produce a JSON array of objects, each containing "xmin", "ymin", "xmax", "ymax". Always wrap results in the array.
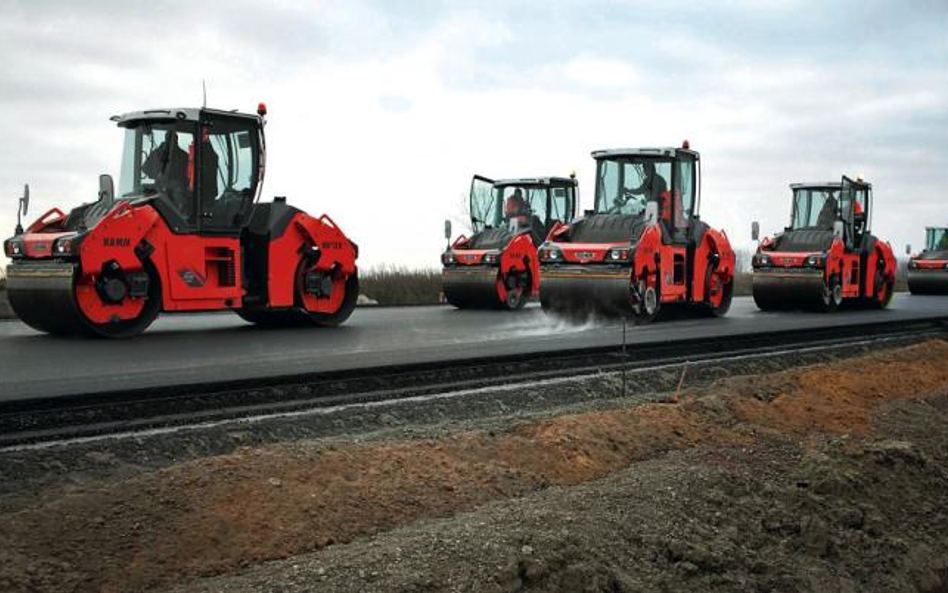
[
  {"xmin": 805, "ymin": 254, "xmax": 825, "ymax": 268},
  {"xmin": 944, "ymin": 262, "xmax": 948, "ymax": 270},
  {"xmin": 908, "ymin": 260, "xmax": 918, "ymax": 270},
  {"xmin": 54, "ymin": 238, "xmax": 74, "ymax": 255},
  {"xmin": 4, "ymin": 239, "xmax": 23, "ymax": 257},
  {"xmin": 539, "ymin": 245, "xmax": 563, "ymax": 262},
  {"xmin": 483, "ymin": 252, "xmax": 500, "ymax": 266},
  {"xmin": 753, "ymin": 253, "xmax": 771, "ymax": 268},
  {"xmin": 605, "ymin": 247, "xmax": 632, "ymax": 263},
  {"xmin": 441, "ymin": 252, "xmax": 456, "ymax": 265}
]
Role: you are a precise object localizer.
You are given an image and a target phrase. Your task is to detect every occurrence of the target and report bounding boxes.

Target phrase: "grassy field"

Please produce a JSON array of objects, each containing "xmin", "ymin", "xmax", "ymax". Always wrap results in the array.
[
  {"xmin": 359, "ymin": 265, "xmax": 443, "ymax": 306},
  {"xmin": 733, "ymin": 271, "xmax": 752, "ymax": 297}
]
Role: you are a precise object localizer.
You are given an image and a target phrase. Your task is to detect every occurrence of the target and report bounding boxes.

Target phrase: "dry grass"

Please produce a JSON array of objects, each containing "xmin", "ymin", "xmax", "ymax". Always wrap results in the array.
[
  {"xmin": 894, "ymin": 260, "xmax": 909, "ymax": 293},
  {"xmin": 0, "ymin": 266, "xmax": 12, "ymax": 319},
  {"xmin": 359, "ymin": 265, "xmax": 442, "ymax": 306},
  {"xmin": 733, "ymin": 271, "xmax": 752, "ymax": 296}
]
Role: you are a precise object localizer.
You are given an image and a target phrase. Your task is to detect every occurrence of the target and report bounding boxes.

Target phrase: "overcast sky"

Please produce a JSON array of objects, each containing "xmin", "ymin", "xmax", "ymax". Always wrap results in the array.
[{"xmin": 1, "ymin": 0, "xmax": 946, "ymax": 268}]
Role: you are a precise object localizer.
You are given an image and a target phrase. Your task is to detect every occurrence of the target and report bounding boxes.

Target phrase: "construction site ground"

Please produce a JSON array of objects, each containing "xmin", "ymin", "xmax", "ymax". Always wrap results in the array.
[{"xmin": 2, "ymin": 339, "xmax": 948, "ymax": 592}]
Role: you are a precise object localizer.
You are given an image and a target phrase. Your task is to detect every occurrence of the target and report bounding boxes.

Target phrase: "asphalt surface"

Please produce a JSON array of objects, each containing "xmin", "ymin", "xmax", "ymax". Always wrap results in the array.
[{"xmin": 0, "ymin": 295, "xmax": 945, "ymax": 402}]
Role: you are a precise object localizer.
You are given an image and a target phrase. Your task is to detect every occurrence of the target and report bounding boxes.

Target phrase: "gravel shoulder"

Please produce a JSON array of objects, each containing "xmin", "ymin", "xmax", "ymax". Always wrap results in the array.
[{"xmin": 2, "ymin": 339, "xmax": 948, "ymax": 592}]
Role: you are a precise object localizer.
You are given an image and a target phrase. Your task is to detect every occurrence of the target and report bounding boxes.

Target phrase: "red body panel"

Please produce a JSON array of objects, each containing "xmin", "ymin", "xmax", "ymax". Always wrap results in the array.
[
  {"xmin": 910, "ymin": 257, "xmax": 948, "ymax": 269},
  {"xmin": 556, "ymin": 242, "xmax": 627, "ymax": 264},
  {"xmin": 268, "ymin": 213, "xmax": 357, "ymax": 313},
  {"xmin": 26, "ymin": 208, "xmax": 67, "ymax": 233},
  {"xmin": 692, "ymin": 227, "xmax": 735, "ymax": 305},
  {"xmin": 448, "ymin": 247, "xmax": 493, "ymax": 265},
  {"xmin": 21, "ymin": 232, "xmax": 70, "ymax": 258},
  {"xmin": 498, "ymin": 233, "xmax": 539, "ymax": 298},
  {"xmin": 74, "ymin": 202, "xmax": 161, "ymax": 322}
]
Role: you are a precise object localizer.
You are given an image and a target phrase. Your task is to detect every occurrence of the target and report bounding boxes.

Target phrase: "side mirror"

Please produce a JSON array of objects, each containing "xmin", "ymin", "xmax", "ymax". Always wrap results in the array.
[
  {"xmin": 443, "ymin": 219, "xmax": 452, "ymax": 241},
  {"xmin": 99, "ymin": 174, "xmax": 115, "ymax": 206},
  {"xmin": 833, "ymin": 220, "xmax": 844, "ymax": 240},
  {"xmin": 14, "ymin": 183, "xmax": 29, "ymax": 234},
  {"xmin": 20, "ymin": 184, "xmax": 29, "ymax": 217},
  {"xmin": 905, "ymin": 244, "xmax": 912, "ymax": 256},
  {"xmin": 751, "ymin": 221, "xmax": 760, "ymax": 242},
  {"xmin": 644, "ymin": 201, "xmax": 659, "ymax": 226}
]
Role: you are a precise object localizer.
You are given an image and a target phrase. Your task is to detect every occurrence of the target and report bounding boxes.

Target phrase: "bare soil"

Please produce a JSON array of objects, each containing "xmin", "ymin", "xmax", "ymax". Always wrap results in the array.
[{"xmin": 2, "ymin": 340, "xmax": 948, "ymax": 592}]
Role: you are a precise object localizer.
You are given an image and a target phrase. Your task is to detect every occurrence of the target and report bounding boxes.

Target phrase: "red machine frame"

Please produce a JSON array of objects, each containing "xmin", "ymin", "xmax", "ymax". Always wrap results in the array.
[
  {"xmin": 752, "ymin": 176, "xmax": 895, "ymax": 311},
  {"xmin": 4, "ymin": 105, "xmax": 359, "ymax": 337},
  {"xmin": 907, "ymin": 226, "xmax": 948, "ymax": 294},
  {"xmin": 538, "ymin": 143, "xmax": 735, "ymax": 321},
  {"xmin": 441, "ymin": 175, "xmax": 578, "ymax": 310}
]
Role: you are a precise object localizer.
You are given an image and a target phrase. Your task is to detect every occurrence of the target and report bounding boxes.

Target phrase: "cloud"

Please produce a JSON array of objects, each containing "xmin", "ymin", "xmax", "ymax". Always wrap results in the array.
[
  {"xmin": 0, "ymin": 0, "xmax": 946, "ymax": 271},
  {"xmin": 563, "ymin": 56, "xmax": 638, "ymax": 90}
]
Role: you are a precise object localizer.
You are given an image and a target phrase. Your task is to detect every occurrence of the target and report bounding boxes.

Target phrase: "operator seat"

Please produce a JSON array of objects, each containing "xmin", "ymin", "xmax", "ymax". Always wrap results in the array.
[
  {"xmin": 528, "ymin": 214, "xmax": 546, "ymax": 245},
  {"xmin": 200, "ymin": 139, "xmax": 220, "ymax": 215},
  {"xmin": 815, "ymin": 197, "xmax": 838, "ymax": 230}
]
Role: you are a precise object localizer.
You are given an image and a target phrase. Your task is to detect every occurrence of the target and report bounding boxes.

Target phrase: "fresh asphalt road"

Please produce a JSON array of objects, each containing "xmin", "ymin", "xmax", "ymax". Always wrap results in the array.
[{"xmin": 0, "ymin": 295, "xmax": 945, "ymax": 402}]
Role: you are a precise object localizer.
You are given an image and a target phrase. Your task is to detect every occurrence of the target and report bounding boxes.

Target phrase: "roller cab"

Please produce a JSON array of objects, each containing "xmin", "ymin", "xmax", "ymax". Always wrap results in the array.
[
  {"xmin": 752, "ymin": 177, "xmax": 895, "ymax": 311},
  {"xmin": 907, "ymin": 227, "xmax": 948, "ymax": 294},
  {"xmin": 3, "ymin": 105, "xmax": 359, "ymax": 338},
  {"xmin": 441, "ymin": 175, "xmax": 577, "ymax": 309},
  {"xmin": 538, "ymin": 143, "xmax": 735, "ymax": 321}
]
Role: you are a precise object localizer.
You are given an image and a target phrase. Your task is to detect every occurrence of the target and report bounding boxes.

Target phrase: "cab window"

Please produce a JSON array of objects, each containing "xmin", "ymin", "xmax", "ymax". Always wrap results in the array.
[
  {"xmin": 200, "ymin": 118, "xmax": 258, "ymax": 231},
  {"xmin": 550, "ymin": 186, "xmax": 574, "ymax": 224},
  {"xmin": 119, "ymin": 122, "xmax": 196, "ymax": 223},
  {"xmin": 673, "ymin": 157, "xmax": 695, "ymax": 231}
]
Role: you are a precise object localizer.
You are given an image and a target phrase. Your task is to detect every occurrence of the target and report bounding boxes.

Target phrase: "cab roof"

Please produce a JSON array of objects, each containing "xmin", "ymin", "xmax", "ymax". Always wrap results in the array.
[
  {"xmin": 493, "ymin": 177, "xmax": 577, "ymax": 188},
  {"xmin": 111, "ymin": 107, "xmax": 261, "ymax": 127},
  {"xmin": 790, "ymin": 179, "xmax": 873, "ymax": 190},
  {"xmin": 789, "ymin": 182, "xmax": 842, "ymax": 189},
  {"xmin": 591, "ymin": 147, "xmax": 700, "ymax": 160}
]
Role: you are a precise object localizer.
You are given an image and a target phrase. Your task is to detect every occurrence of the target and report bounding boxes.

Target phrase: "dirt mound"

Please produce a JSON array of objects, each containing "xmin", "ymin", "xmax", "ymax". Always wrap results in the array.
[
  {"xmin": 723, "ymin": 340, "xmax": 948, "ymax": 436},
  {"xmin": 2, "ymin": 340, "xmax": 948, "ymax": 592},
  {"xmin": 0, "ymin": 408, "xmax": 746, "ymax": 592},
  {"xmin": 192, "ymin": 420, "xmax": 948, "ymax": 593}
]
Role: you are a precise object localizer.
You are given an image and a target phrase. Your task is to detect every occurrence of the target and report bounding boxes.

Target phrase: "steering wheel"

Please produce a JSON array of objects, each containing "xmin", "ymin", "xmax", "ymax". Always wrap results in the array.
[{"xmin": 609, "ymin": 190, "xmax": 640, "ymax": 214}]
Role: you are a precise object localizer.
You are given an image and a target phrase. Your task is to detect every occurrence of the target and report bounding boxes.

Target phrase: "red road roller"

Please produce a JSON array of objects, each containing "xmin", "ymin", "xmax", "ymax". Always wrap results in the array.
[
  {"xmin": 908, "ymin": 227, "xmax": 948, "ymax": 294},
  {"xmin": 441, "ymin": 175, "xmax": 578, "ymax": 309},
  {"xmin": 3, "ymin": 105, "xmax": 359, "ymax": 338},
  {"xmin": 751, "ymin": 176, "xmax": 895, "ymax": 311},
  {"xmin": 537, "ymin": 143, "xmax": 735, "ymax": 321}
]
